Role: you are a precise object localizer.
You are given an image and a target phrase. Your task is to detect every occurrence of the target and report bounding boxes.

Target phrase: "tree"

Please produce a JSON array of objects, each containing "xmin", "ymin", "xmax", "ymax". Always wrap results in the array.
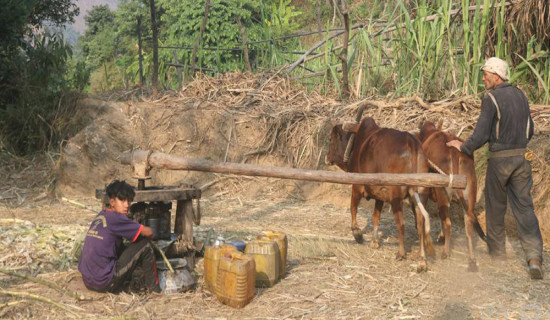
[
  {"xmin": 79, "ymin": 5, "xmax": 117, "ymax": 70},
  {"xmin": 0, "ymin": 0, "xmax": 79, "ymax": 154}
]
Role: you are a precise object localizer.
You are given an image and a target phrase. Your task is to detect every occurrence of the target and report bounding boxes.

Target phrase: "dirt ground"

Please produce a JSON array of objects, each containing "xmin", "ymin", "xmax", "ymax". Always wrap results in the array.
[
  {"xmin": 1, "ymin": 74, "xmax": 550, "ymax": 319},
  {"xmin": 1, "ymin": 195, "xmax": 549, "ymax": 319}
]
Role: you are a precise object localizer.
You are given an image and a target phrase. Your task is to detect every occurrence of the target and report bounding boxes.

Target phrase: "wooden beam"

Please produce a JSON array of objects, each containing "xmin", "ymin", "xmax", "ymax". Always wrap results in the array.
[{"xmin": 121, "ymin": 150, "xmax": 467, "ymax": 189}]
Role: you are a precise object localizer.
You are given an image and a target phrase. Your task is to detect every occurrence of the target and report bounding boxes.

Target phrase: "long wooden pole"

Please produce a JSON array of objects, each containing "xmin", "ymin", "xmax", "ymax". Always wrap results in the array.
[{"xmin": 121, "ymin": 150, "xmax": 466, "ymax": 189}]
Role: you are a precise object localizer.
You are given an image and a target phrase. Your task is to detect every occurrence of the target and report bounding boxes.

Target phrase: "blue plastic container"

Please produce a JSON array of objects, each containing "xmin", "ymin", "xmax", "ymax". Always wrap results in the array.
[{"xmin": 227, "ymin": 240, "xmax": 246, "ymax": 252}]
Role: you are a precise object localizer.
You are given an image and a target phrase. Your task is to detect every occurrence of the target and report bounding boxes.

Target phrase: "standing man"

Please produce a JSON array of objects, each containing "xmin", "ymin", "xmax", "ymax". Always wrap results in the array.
[
  {"xmin": 79, "ymin": 180, "xmax": 160, "ymax": 292},
  {"xmin": 447, "ymin": 57, "xmax": 543, "ymax": 279}
]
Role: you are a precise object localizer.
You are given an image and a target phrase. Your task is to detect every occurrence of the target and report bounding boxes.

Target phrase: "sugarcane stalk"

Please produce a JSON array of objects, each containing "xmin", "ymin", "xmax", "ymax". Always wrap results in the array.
[
  {"xmin": 0, "ymin": 289, "xmax": 82, "ymax": 318},
  {"xmin": 0, "ymin": 268, "xmax": 84, "ymax": 301}
]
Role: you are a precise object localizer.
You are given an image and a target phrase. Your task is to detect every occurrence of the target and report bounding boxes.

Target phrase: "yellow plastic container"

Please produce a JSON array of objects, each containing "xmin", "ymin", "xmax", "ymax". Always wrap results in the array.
[
  {"xmin": 203, "ymin": 245, "xmax": 237, "ymax": 293},
  {"xmin": 215, "ymin": 251, "xmax": 256, "ymax": 308},
  {"xmin": 245, "ymin": 239, "xmax": 280, "ymax": 287},
  {"xmin": 260, "ymin": 231, "xmax": 288, "ymax": 279}
]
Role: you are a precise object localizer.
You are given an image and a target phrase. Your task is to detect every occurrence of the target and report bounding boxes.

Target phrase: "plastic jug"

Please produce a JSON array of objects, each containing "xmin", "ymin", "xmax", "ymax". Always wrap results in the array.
[
  {"xmin": 245, "ymin": 238, "xmax": 280, "ymax": 287},
  {"xmin": 215, "ymin": 251, "xmax": 256, "ymax": 308},
  {"xmin": 260, "ymin": 231, "xmax": 288, "ymax": 278},
  {"xmin": 203, "ymin": 245, "xmax": 237, "ymax": 293}
]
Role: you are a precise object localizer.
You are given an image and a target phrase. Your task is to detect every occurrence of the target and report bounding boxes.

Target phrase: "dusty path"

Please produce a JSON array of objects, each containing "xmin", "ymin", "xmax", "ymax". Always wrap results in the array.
[{"xmin": 1, "ymin": 196, "xmax": 548, "ymax": 319}]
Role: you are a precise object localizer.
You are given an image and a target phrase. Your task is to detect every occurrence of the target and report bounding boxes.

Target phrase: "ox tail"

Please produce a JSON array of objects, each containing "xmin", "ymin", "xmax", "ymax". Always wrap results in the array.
[
  {"xmin": 456, "ymin": 190, "xmax": 487, "ymax": 242},
  {"xmin": 413, "ymin": 192, "xmax": 430, "ymax": 236},
  {"xmin": 473, "ymin": 216, "xmax": 487, "ymax": 242}
]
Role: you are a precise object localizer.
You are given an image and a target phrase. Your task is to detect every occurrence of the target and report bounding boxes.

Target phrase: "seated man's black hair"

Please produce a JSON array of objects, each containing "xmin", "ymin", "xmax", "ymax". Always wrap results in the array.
[{"xmin": 105, "ymin": 180, "xmax": 135, "ymax": 202}]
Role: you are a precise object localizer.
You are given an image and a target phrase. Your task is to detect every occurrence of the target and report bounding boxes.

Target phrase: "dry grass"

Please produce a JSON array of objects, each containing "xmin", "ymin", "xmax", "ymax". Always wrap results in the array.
[
  {"xmin": 1, "ymin": 198, "xmax": 550, "ymax": 319},
  {"xmin": 506, "ymin": 0, "xmax": 550, "ymax": 55}
]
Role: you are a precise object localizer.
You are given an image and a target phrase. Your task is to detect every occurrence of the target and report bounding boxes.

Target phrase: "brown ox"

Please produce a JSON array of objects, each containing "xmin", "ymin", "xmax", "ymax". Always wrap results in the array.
[
  {"xmin": 418, "ymin": 120, "xmax": 486, "ymax": 271},
  {"xmin": 326, "ymin": 117, "xmax": 435, "ymax": 271}
]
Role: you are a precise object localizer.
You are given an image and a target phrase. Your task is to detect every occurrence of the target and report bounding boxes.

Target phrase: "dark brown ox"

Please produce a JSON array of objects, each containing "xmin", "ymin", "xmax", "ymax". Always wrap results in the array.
[
  {"xmin": 326, "ymin": 117, "xmax": 435, "ymax": 271},
  {"xmin": 418, "ymin": 120, "xmax": 486, "ymax": 271}
]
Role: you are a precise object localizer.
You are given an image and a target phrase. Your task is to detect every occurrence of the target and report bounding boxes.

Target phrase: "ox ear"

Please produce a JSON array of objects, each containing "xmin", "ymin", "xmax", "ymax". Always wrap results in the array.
[{"xmin": 342, "ymin": 121, "xmax": 360, "ymax": 133}]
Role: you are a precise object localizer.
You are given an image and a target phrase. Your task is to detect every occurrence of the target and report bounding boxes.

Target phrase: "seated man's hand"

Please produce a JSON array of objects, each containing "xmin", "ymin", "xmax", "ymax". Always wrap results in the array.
[
  {"xmin": 446, "ymin": 140, "xmax": 463, "ymax": 151},
  {"xmin": 141, "ymin": 226, "xmax": 154, "ymax": 239}
]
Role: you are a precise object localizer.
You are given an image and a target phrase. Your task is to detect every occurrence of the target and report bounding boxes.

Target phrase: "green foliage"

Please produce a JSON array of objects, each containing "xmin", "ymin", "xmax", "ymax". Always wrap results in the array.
[
  {"xmin": 27, "ymin": 0, "xmax": 80, "ymax": 27},
  {"xmin": 75, "ymin": 0, "xmax": 303, "ymax": 90},
  {"xmin": 0, "ymin": 33, "xmax": 80, "ymax": 154},
  {"xmin": 67, "ymin": 60, "xmax": 91, "ymax": 92},
  {"xmin": 160, "ymin": 0, "xmax": 262, "ymax": 73},
  {"xmin": 0, "ymin": 0, "xmax": 34, "ymax": 45},
  {"xmin": 265, "ymin": 0, "xmax": 302, "ymax": 38},
  {"xmin": 0, "ymin": 0, "xmax": 81, "ymax": 155},
  {"xmin": 79, "ymin": 5, "xmax": 117, "ymax": 70}
]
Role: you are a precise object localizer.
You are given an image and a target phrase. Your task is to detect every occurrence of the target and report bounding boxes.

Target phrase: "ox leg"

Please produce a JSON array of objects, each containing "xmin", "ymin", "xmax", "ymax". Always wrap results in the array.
[
  {"xmin": 415, "ymin": 188, "xmax": 435, "ymax": 259},
  {"xmin": 350, "ymin": 185, "xmax": 364, "ymax": 243},
  {"xmin": 413, "ymin": 204, "xmax": 428, "ymax": 272},
  {"xmin": 391, "ymin": 198, "xmax": 406, "ymax": 261},
  {"xmin": 370, "ymin": 200, "xmax": 384, "ymax": 249},
  {"xmin": 435, "ymin": 187, "xmax": 452, "ymax": 259},
  {"xmin": 458, "ymin": 189, "xmax": 478, "ymax": 272}
]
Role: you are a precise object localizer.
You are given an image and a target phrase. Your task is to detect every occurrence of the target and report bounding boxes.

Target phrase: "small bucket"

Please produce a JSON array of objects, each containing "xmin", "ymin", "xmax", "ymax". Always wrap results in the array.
[{"xmin": 156, "ymin": 258, "xmax": 196, "ymax": 294}]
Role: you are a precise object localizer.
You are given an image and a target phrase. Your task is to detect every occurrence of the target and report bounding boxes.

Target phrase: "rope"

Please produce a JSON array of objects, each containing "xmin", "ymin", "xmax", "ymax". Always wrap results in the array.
[{"xmin": 426, "ymin": 158, "xmax": 454, "ymax": 188}]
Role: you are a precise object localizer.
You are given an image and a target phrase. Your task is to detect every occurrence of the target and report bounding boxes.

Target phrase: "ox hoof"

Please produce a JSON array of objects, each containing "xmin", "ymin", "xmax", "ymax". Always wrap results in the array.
[
  {"xmin": 468, "ymin": 260, "xmax": 479, "ymax": 272},
  {"xmin": 416, "ymin": 260, "xmax": 428, "ymax": 273},
  {"xmin": 370, "ymin": 240, "xmax": 380, "ymax": 249},
  {"xmin": 441, "ymin": 251, "xmax": 450, "ymax": 260},
  {"xmin": 395, "ymin": 253, "xmax": 406, "ymax": 261},
  {"xmin": 352, "ymin": 229, "xmax": 364, "ymax": 244}
]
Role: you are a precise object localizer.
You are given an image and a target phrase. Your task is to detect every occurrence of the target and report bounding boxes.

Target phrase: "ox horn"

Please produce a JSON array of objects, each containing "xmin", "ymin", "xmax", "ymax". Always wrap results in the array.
[
  {"xmin": 437, "ymin": 118, "xmax": 444, "ymax": 130},
  {"xmin": 343, "ymin": 104, "xmax": 366, "ymax": 163}
]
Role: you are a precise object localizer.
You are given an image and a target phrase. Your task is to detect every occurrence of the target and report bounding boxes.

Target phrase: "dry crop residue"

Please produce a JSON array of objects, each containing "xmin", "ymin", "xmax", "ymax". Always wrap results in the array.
[{"xmin": 1, "ymin": 72, "xmax": 550, "ymax": 319}]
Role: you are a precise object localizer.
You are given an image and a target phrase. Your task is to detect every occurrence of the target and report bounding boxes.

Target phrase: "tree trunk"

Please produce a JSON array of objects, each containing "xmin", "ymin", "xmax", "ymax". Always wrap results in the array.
[
  {"xmin": 317, "ymin": 0, "xmax": 323, "ymax": 40},
  {"xmin": 137, "ymin": 14, "xmax": 145, "ymax": 86},
  {"xmin": 238, "ymin": 18, "xmax": 252, "ymax": 73},
  {"xmin": 149, "ymin": 0, "xmax": 159, "ymax": 92},
  {"xmin": 339, "ymin": 0, "xmax": 350, "ymax": 98},
  {"xmin": 191, "ymin": 0, "xmax": 210, "ymax": 76}
]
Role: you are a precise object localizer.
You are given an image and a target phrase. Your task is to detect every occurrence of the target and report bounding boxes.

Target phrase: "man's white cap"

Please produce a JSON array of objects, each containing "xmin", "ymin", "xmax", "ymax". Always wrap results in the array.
[{"xmin": 481, "ymin": 57, "xmax": 509, "ymax": 81}]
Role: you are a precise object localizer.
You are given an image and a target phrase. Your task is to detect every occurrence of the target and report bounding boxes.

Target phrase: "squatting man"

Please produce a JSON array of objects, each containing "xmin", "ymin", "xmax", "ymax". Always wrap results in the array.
[{"xmin": 78, "ymin": 180, "xmax": 160, "ymax": 293}]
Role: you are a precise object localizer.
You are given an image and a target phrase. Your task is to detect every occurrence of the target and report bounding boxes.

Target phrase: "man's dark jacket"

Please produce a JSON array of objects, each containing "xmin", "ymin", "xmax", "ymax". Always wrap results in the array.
[{"xmin": 460, "ymin": 82, "xmax": 534, "ymax": 156}]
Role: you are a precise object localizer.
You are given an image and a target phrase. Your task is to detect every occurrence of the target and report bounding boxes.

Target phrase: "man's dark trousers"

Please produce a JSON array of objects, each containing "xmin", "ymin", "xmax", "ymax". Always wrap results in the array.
[
  {"xmin": 485, "ymin": 155, "xmax": 543, "ymax": 263},
  {"xmin": 107, "ymin": 237, "xmax": 157, "ymax": 293}
]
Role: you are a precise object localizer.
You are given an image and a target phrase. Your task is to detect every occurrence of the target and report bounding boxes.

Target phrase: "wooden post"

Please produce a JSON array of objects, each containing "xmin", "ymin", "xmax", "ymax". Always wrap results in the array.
[
  {"xmin": 121, "ymin": 150, "xmax": 467, "ymax": 189},
  {"xmin": 174, "ymin": 200, "xmax": 195, "ymax": 269}
]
